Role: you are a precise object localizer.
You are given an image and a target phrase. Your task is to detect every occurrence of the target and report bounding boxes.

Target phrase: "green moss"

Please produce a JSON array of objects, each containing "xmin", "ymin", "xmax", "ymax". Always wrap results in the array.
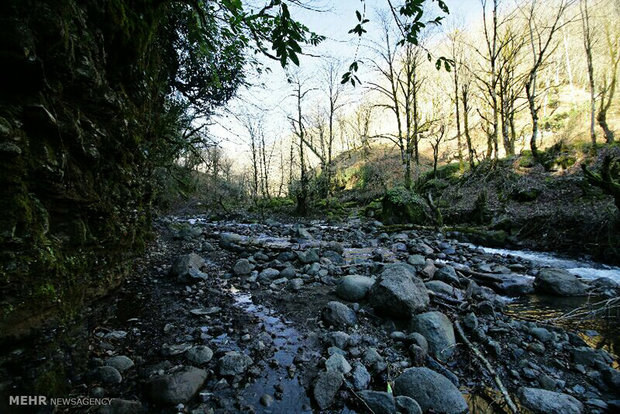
[{"xmin": 381, "ymin": 187, "xmax": 428, "ymax": 225}]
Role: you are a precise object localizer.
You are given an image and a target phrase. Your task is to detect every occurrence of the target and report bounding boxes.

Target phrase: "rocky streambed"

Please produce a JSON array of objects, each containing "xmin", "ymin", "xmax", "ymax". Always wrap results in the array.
[{"xmin": 1, "ymin": 215, "xmax": 619, "ymax": 414}]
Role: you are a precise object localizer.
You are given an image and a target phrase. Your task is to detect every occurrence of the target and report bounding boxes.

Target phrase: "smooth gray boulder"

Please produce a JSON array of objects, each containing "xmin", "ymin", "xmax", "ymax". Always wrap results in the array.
[
  {"xmin": 359, "ymin": 391, "xmax": 396, "ymax": 414},
  {"xmin": 369, "ymin": 263, "xmax": 429, "ymax": 319},
  {"xmin": 425, "ymin": 280, "xmax": 464, "ymax": 299},
  {"xmin": 94, "ymin": 366, "xmax": 122, "ymax": 384},
  {"xmin": 313, "ymin": 370, "xmax": 343, "ymax": 410},
  {"xmin": 257, "ymin": 268, "xmax": 280, "ymax": 283},
  {"xmin": 322, "ymin": 301, "xmax": 356, "ymax": 328},
  {"xmin": 534, "ymin": 268, "xmax": 586, "ymax": 296},
  {"xmin": 395, "ymin": 396, "xmax": 422, "ymax": 414},
  {"xmin": 169, "ymin": 253, "xmax": 207, "ymax": 283},
  {"xmin": 410, "ymin": 312, "xmax": 455, "ymax": 361},
  {"xmin": 233, "ymin": 258, "xmax": 253, "ymax": 275},
  {"xmin": 336, "ymin": 275, "xmax": 374, "ymax": 301},
  {"xmin": 145, "ymin": 366, "xmax": 207, "ymax": 405},
  {"xmin": 185, "ymin": 345, "xmax": 213, "ymax": 365},
  {"xmin": 518, "ymin": 387, "xmax": 584, "ymax": 414},
  {"xmin": 393, "ymin": 367, "xmax": 467, "ymax": 414},
  {"xmin": 105, "ymin": 356, "xmax": 134, "ymax": 373},
  {"xmin": 220, "ymin": 233, "xmax": 242, "ymax": 249},
  {"xmin": 218, "ymin": 351, "xmax": 253, "ymax": 376}
]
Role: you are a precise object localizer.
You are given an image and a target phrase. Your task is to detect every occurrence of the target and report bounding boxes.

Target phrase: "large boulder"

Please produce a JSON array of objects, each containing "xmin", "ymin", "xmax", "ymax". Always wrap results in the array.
[
  {"xmin": 322, "ymin": 301, "xmax": 357, "ymax": 328},
  {"xmin": 410, "ymin": 312, "xmax": 456, "ymax": 362},
  {"xmin": 145, "ymin": 366, "xmax": 207, "ymax": 405},
  {"xmin": 369, "ymin": 264, "xmax": 429, "ymax": 319},
  {"xmin": 336, "ymin": 275, "xmax": 374, "ymax": 301},
  {"xmin": 518, "ymin": 387, "xmax": 584, "ymax": 414},
  {"xmin": 393, "ymin": 367, "xmax": 467, "ymax": 414},
  {"xmin": 534, "ymin": 269, "xmax": 586, "ymax": 296},
  {"xmin": 169, "ymin": 253, "xmax": 207, "ymax": 283}
]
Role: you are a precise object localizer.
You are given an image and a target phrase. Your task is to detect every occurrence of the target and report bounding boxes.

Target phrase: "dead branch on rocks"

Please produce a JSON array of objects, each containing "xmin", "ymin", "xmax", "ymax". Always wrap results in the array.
[
  {"xmin": 546, "ymin": 297, "xmax": 620, "ymax": 322},
  {"xmin": 455, "ymin": 320, "xmax": 519, "ymax": 414}
]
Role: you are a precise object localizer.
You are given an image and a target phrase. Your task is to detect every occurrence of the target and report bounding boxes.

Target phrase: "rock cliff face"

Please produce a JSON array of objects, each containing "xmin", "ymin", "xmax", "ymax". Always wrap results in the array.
[{"xmin": 0, "ymin": 0, "xmax": 167, "ymax": 339}]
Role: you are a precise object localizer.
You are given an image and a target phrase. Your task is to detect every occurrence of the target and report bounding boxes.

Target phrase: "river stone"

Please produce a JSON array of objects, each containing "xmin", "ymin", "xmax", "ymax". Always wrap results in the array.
[
  {"xmin": 105, "ymin": 356, "xmax": 134, "ymax": 372},
  {"xmin": 408, "ymin": 332, "xmax": 429, "ymax": 353},
  {"xmin": 218, "ymin": 351, "xmax": 253, "ymax": 376},
  {"xmin": 323, "ymin": 250, "xmax": 345, "ymax": 265},
  {"xmin": 297, "ymin": 248, "xmax": 320, "ymax": 264},
  {"xmin": 410, "ymin": 312, "xmax": 455, "ymax": 362},
  {"xmin": 220, "ymin": 233, "xmax": 242, "ymax": 249},
  {"xmin": 145, "ymin": 366, "xmax": 207, "ymax": 405},
  {"xmin": 530, "ymin": 327, "xmax": 553, "ymax": 343},
  {"xmin": 94, "ymin": 366, "xmax": 122, "ymax": 384},
  {"xmin": 280, "ymin": 266, "xmax": 296, "ymax": 278},
  {"xmin": 257, "ymin": 268, "xmax": 280, "ymax": 283},
  {"xmin": 425, "ymin": 280, "xmax": 464, "ymax": 299},
  {"xmin": 169, "ymin": 253, "xmax": 207, "ymax": 283},
  {"xmin": 325, "ymin": 241, "xmax": 344, "ymax": 254},
  {"xmin": 518, "ymin": 387, "xmax": 584, "ymax": 414},
  {"xmin": 359, "ymin": 391, "xmax": 396, "ymax": 414},
  {"xmin": 327, "ymin": 331, "xmax": 350, "ymax": 349},
  {"xmin": 407, "ymin": 254, "xmax": 426, "ymax": 268},
  {"xmin": 313, "ymin": 370, "xmax": 344, "ymax": 410},
  {"xmin": 233, "ymin": 259, "xmax": 253, "ymax": 275},
  {"xmin": 395, "ymin": 395, "xmax": 422, "ymax": 414},
  {"xmin": 492, "ymin": 274, "xmax": 534, "ymax": 295},
  {"xmin": 394, "ymin": 367, "xmax": 467, "ymax": 414},
  {"xmin": 186, "ymin": 345, "xmax": 213, "ymax": 365},
  {"xmin": 99, "ymin": 399, "xmax": 146, "ymax": 414},
  {"xmin": 369, "ymin": 263, "xmax": 429, "ymax": 319},
  {"xmin": 534, "ymin": 268, "xmax": 586, "ymax": 296},
  {"xmin": 351, "ymin": 363, "xmax": 371, "ymax": 390},
  {"xmin": 325, "ymin": 353, "xmax": 351, "ymax": 374},
  {"xmin": 434, "ymin": 265, "xmax": 460, "ymax": 285},
  {"xmin": 322, "ymin": 301, "xmax": 356, "ymax": 328},
  {"xmin": 336, "ymin": 275, "xmax": 374, "ymax": 301}
]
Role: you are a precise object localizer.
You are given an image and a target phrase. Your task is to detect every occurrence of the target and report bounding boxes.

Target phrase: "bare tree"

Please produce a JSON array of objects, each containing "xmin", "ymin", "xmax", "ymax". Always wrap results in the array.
[
  {"xmin": 461, "ymin": 75, "xmax": 476, "ymax": 169},
  {"xmin": 498, "ymin": 23, "xmax": 526, "ymax": 156},
  {"xmin": 580, "ymin": 0, "xmax": 596, "ymax": 148},
  {"xmin": 447, "ymin": 26, "xmax": 465, "ymax": 166},
  {"xmin": 523, "ymin": 0, "xmax": 571, "ymax": 158},
  {"xmin": 367, "ymin": 15, "xmax": 427, "ymax": 189},
  {"xmin": 288, "ymin": 74, "xmax": 316, "ymax": 215},
  {"xmin": 322, "ymin": 59, "xmax": 346, "ymax": 196},
  {"xmin": 596, "ymin": 5, "xmax": 619, "ymax": 143}
]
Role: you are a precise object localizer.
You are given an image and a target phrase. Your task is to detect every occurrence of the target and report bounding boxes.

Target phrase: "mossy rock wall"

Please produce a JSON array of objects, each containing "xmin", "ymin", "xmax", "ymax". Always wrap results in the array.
[{"xmin": 0, "ymin": 0, "xmax": 166, "ymax": 340}]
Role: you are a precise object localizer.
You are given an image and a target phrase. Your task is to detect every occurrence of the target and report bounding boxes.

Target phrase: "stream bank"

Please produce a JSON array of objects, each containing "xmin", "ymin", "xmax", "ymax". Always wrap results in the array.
[{"xmin": 1, "ymin": 215, "xmax": 619, "ymax": 413}]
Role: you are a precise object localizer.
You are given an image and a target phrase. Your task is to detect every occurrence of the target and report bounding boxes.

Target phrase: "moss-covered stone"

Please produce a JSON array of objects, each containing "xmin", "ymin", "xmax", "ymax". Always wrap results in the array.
[{"xmin": 381, "ymin": 187, "xmax": 429, "ymax": 225}]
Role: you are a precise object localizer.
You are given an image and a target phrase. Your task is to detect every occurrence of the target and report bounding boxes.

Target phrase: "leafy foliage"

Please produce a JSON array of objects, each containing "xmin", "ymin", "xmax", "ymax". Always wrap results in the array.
[{"xmin": 342, "ymin": 0, "xmax": 453, "ymax": 86}]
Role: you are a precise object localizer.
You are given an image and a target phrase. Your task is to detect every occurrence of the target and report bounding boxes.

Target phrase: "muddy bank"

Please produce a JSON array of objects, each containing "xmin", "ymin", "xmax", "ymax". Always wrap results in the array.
[{"xmin": 1, "ymin": 215, "xmax": 619, "ymax": 413}]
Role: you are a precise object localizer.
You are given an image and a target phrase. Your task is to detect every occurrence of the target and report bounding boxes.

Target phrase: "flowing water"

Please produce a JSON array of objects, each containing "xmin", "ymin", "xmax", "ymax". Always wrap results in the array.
[{"xmin": 473, "ymin": 245, "xmax": 620, "ymax": 355}]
